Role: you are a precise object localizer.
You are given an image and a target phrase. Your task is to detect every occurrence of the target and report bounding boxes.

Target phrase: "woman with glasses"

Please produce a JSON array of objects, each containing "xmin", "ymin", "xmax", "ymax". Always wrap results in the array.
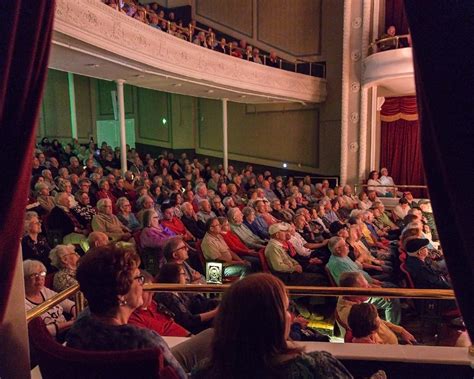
[
  {"xmin": 24, "ymin": 259, "xmax": 76, "ymax": 338},
  {"xmin": 65, "ymin": 244, "xmax": 186, "ymax": 378}
]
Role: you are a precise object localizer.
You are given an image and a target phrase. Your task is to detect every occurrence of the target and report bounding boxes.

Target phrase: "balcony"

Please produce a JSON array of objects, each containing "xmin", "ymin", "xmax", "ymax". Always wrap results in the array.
[
  {"xmin": 50, "ymin": 0, "xmax": 327, "ymax": 104},
  {"xmin": 362, "ymin": 46, "xmax": 415, "ymax": 97}
]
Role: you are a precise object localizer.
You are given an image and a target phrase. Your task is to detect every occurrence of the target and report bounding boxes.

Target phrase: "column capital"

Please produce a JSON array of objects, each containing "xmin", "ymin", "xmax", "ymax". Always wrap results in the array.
[{"xmin": 116, "ymin": 79, "xmax": 126, "ymax": 85}]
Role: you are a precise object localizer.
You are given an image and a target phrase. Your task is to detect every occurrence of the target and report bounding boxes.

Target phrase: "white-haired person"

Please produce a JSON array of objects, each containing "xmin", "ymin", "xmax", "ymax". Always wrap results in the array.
[
  {"xmin": 92, "ymin": 198, "xmax": 132, "ymax": 242},
  {"xmin": 49, "ymin": 244, "xmax": 81, "ymax": 294},
  {"xmin": 22, "ymin": 211, "xmax": 52, "ymax": 271},
  {"xmin": 24, "ymin": 260, "xmax": 76, "ymax": 338}
]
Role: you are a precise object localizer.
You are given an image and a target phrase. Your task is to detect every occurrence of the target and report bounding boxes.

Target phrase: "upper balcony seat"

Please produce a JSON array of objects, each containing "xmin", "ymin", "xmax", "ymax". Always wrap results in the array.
[
  {"xmin": 50, "ymin": 0, "xmax": 326, "ymax": 104},
  {"xmin": 362, "ymin": 48, "xmax": 415, "ymax": 97}
]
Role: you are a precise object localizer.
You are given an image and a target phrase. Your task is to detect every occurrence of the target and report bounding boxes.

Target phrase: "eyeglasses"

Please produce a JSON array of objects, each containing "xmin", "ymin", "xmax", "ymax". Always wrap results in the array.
[
  {"xmin": 133, "ymin": 275, "xmax": 145, "ymax": 285},
  {"xmin": 172, "ymin": 245, "xmax": 188, "ymax": 253},
  {"xmin": 29, "ymin": 271, "xmax": 46, "ymax": 279},
  {"xmin": 179, "ymin": 271, "xmax": 187, "ymax": 276}
]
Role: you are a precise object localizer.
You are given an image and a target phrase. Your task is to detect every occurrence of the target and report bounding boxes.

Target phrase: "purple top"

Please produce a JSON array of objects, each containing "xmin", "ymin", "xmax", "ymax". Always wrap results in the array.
[{"xmin": 140, "ymin": 226, "xmax": 176, "ymax": 249}]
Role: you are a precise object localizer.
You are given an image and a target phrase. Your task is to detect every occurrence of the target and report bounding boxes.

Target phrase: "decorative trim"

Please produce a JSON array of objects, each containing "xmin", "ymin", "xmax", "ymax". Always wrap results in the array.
[
  {"xmin": 53, "ymin": 0, "xmax": 325, "ymax": 104},
  {"xmin": 380, "ymin": 113, "xmax": 418, "ymax": 122}
]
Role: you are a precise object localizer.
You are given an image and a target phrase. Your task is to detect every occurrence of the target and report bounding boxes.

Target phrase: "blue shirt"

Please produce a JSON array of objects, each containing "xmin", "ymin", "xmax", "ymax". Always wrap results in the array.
[{"xmin": 326, "ymin": 255, "xmax": 373, "ymax": 284}]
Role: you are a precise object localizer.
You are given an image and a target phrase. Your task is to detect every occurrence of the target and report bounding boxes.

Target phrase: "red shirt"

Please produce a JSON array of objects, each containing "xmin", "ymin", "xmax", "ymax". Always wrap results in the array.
[
  {"xmin": 161, "ymin": 217, "xmax": 187, "ymax": 236},
  {"xmin": 129, "ymin": 300, "xmax": 190, "ymax": 337},
  {"xmin": 221, "ymin": 231, "xmax": 253, "ymax": 256}
]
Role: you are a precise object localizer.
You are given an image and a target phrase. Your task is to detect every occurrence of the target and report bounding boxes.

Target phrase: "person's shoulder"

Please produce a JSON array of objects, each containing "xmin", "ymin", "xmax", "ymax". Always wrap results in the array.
[{"xmin": 288, "ymin": 351, "xmax": 353, "ymax": 378}]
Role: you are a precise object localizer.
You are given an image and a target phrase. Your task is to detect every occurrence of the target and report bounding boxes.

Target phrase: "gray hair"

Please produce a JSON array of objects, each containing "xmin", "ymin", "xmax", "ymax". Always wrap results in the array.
[
  {"xmin": 163, "ymin": 236, "xmax": 185, "ymax": 262},
  {"xmin": 49, "ymin": 244, "xmax": 76, "ymax": 269},
  {"xmin": 54, "ymin": 191, "xmax": 69, "ymax": 205},
  {"xmin": 116, "ymin": 197, "xmax": 130, "ymax": 212},
  {"xmin": 57, "ymin": 179, "xmax": 71, "ymax": 192},
  {"xmin": 142, "ymin": 209, "xmax": 157, "ymax": 228},
  {"xmin": 328, "ymin": 236, "xmax": 343, "ymax": 255},
  {"xmin": 339, "ymin": 272, "xmax": 363, "ymax": 287},
  {"xmin": 24, "ymin": 211, "xmax": 39, "ymax": 234},
  {"xmin": 34, "ymin": 182, "xmax": 49, "ymax": 194},
  {"xmin": 222, "ymin": 197, "xmax": 234, "ymax": 207},
  {"xmin": 96, "ymin": 198, "xmax": 112, "ymax": 212},
  {"xmin": 242, "ymin": 206, "xmax": 255, "ymax": 217},
  {"xmin": 227, "ymin": 207, "xmax": 239, "ymax": 222},
  {"xmin": 136, "ymin": 195, "xmax": 153, "ymax": 210},
  {"xmin": 23, "ymin": 259, "xmax": 47, "ymax": 277}
]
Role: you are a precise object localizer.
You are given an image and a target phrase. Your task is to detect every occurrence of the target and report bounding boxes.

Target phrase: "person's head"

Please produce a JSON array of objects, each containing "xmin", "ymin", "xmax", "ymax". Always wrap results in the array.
[
  {"xmin": 23, "ymin": 260, "xmax": 47, "ymax": 294},
  {"xmin": 328, "ymin": 236, "xmax": 349, "ymax": 257},
  {"xmin": 97, "ymin": 198, "xmax": 113, "ymax": 215},
  {"xmin": 343, "ymin": 184, "xmax": 353, "ymax": 196},
  {"xmin": 139, "ymin": 270, "xmax": 155, "ymax": 309},
  {"xmin": 348, "ymin": 303, "xmax": 380, "ymax": 339},
  {"xmin": 55, "ymin": 191, "xmax": 71, "ymax": 209},
  {"xmin": 87, "ymin": 231, "xmax": 110, "ymax": 248},
  {"xmin": 156, "ymin": 262, "xmax": 186, "ymax": 285},
  {"xmin": 181, "ymin": 202, "xmax": 194, "ymax": 217},
  {"xmin": 367, "ymin": 190, "xmax": 378, "ymax": 201},
  {"xmin": 399, "ymin": 197, "xmax": 409, "ymax": 206},
  {"xmin": 199, "ymin": 199, "xmax": 211, "ymax": 213},
  {"xmin": 24, "ymin": 211, "xmax": 42, "ymax": 235},
  {"xmin": 208, "ymin": 273, "xmax": 299, "ymax": 377},
  {"xmin": 206, "ymin": 217, "xmax": 221, "ymax": 235},
  {"xmin": 329, "ymin": 221, "xmax": 349, "ymax": 239},
  {"xmin": 405, "ymin": 238, "xmax": 430, "ymax": 261},
  {"xmin": 217, "ymin": 216, "xmax": 230, "ymax": 232},
  {"xmin": 387, "ymin": 25, "xmax": 396, "ymax": 37},
  {"xmin": 368, "ymin": 170, "xmax": 379, "ymax": 180},
  {"xmin": 227, "ymin": 207, "xmax": 243, "ymax": 224},
  {"xmin": 143, "ymin": 209, "xmax": 159, "ymax": 228},
  {"xmin": 75, "ymin": 190, "xmax": 90, "ymax": 206},
  {"xmin": 116, "ymin": 197, "xmax": 132, "ymax": 214},
  {"xmin": 163, "ymin": 236, "xmax": 188, "ymax": 263},
  {"xmin": 403, "ymin": 191, "xmax": 414, "ymax": 201},
  {"xmin": 242, "ymin": 206, "xmax": 256, "ymax": 223},
  {"xmin": 268, "ymin": 223, "xmax": 290, "ymax": 242},
  {"xmin": 195, "ymin": 182, "xmax": 208, "ymax": 197},
  {"xmin": 77, "ymin": 244, "xmax": 143, "ymax": 317},
  {"xmin": 49, "ymin": 244, "xmax": 80, "ymax": 270},
  {"xmin": 339, "ymin": 272, "xmax": 370, "ymax": 302}
]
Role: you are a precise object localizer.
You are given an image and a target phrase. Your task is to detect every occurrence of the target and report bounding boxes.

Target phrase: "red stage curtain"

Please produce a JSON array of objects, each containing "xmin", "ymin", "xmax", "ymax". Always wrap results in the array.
[
  {"xmin": 404, "ymin": 0, "xmax": 474, "ymax": 341},
  {"xmin": 380, "ymin": 97, "xmax": 425, "ymax": 196},
  {"xmin": 385, "ymin": 0, "xmax": 409, "ymax": 34},
  {"xmin": 0, "ymin": 0, "xmax": 55, "ymax": 322}
]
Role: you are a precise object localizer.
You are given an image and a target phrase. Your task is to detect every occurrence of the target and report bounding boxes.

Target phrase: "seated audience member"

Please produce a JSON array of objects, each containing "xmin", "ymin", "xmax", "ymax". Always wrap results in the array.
[
  {"xmin": 35, "ymin": 182, "xmax": 55, "ymax": 213},
  {"xmin": 192, "ymin": 182, "xmax": 209, "ymax": 211},
  {"xmin": 357, "ymin": 191, "xmax": 373, "ymax": 211},
  {"xmin": 49, "ymin": 244, "xmax": 80, "ymax": 294},
  {"xmin": 341, "ymin": 185, "xmax": 358, "ymax": 209},
  {"xmin": 379, "ymin": 168, "xmax": 396, "ymax": 196},
  {"xmin": 87, "ymin": 231, "xmax": 110, "ymax": 249},
  {"xmin": 47, "ymin": 192, "xmax": 89, "ymax": 251},
  {"xmin": 140, "ymin": 209, "xmax": 176, "ymax": 251},
  {"xmin": 367, "ymin": 170, "xmax": 387, "ymax": 197},
  {"xmin": 348, "ymin": 303, "xmax": 381, "ymax": 344},
  {"xmin": 228, "ymin": 207, "xmax": 266, "ymax": 250},
  {"xmin": 22, "ymin": 212, "xmax": 52, "ymax": 271},
  {"xmin": 58, "ymin": 179, "xmax": 78, "ymax": 208},
  {"xmin": 180, "ymin": 202, "xmax": 206, "ymax": 240},
  {"xmin": 201, "ymin": 218, "xmax": 251, "ymax": 278},
  {"xmin": 65, "ymin": 245, "xmax": 186, "ymax": 378},
  {"xmin": 129, "ymin": 270, "xmax": 191, "ymax": 337},
  {"xmin": 419, "ymin": 200, "xmax": 439, "ymax": 242},
  {"xmin": 161, "ymin": 203, "xmax": 195, "ymax": 241},
  {"xmin": 193, "ymin": 273, "xmax": 352, "ymax": 378},
  {"xmin": 155, "ymin": 263, "xmax": 219, "ymax": 334},
  {"xmin": 265, "ymin": 223, "xmax": 328, "ymax": 286},
  {"xmin": 270, "ymin": 199, "xmax": 292, "ymax": 222},
  {"xmin": 372, "ymin": 202, "xmax": 400, "ymax": 233},
  {"xmin": 333, "ymin": 197, "xmax": 350, "ymax": 221},
  {"xmin": 71, "ymin": 190, "xmax": 96, "ymax": 230},
  {"xmin": 24, "ymin": 260, "xmax": 76, "ymax": 337},
  {"xmin": 287, "ymin": 225, "xmax": 326, "ymax": 274},
  {"xmin": 392, "ymin": 198, "xmax": 411, "ymax": 223},
  {"xmin": 402, "ymin": 191, "xmax": 418, "ymax": 208},
  {"xmin": 292, "ymin": 215, "xmax": 330, "ymax": 263},
  {"xmin": 378, "ymin": 25, "xmax": 398, "ymax": 51},
  {"xmin": 210, "ymin": 195, "xmax": 226, "ymax": 217},
  {"xmin": 405, "ymin": 238, "xmax": 451, "ymax": 289},
  {"xmin": 196, "ymin": 199, "xmax": 216, "ymax": 225},
  {"xmin": 242, "ymin": 206, "xmax": 269, "ymax": 240},
  {"xmin": 163, "ymin": 237, "xmax": 205, "ymax": 284},
  {"xmin": 266, "ymin": 50, "xmax": 280, "ymax": 68},
  {"xmin": 336, "ymin": 272, "xmax": 413, "ymax": 341},
  {"xmin": 92, "ymin": 199, "xmax": 132, "ymax": 242},
  {"xmin": 116, "ymin": 196, "xmax": 141, "ymax": 232},
  {"xmin": 218, "ymin": 217, "xmax": 261, "ymax": 271}
]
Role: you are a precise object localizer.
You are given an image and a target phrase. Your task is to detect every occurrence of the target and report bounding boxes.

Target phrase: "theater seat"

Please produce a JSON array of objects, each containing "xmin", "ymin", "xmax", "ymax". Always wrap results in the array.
[
  {"xmin": 258, "ymin": 247, "xmax": 271, "ymax": 273},
  {"xmin": 28, "ymin": 317, "xmax": 181, "ymax": 379}
]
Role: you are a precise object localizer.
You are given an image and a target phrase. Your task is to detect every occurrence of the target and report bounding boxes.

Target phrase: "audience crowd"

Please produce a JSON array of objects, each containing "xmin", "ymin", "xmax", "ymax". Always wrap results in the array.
[
  {"xmin": 24, "ymin": 136, "xmax": 459, "ymax": 376},
  {"xmin": 101, "ymin": 0, "xmax": 286, "ymax": 70}
]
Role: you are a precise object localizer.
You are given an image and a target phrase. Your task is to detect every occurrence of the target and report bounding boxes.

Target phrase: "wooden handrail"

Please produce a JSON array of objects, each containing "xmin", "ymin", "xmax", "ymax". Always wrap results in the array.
[{"xmin": 26, "ymin": 283, "xmax": 454, "ymax": 322}]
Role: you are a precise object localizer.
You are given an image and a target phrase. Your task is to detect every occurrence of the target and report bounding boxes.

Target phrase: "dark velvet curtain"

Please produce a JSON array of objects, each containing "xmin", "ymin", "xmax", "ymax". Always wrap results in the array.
[
  {"xmin": 380, "ymin": 96, "xmax": 425, "ymax": 197},
  {"xmin": 404, "ymin": 0, "xmax": 474, "ymax": 341},
  {"xmin": 385, "ymin": 0, "xmax": 409, "ymax": 34},
  {"xmin": 0, "ymin": 0, "xmax": 55, "ymax": 322}
]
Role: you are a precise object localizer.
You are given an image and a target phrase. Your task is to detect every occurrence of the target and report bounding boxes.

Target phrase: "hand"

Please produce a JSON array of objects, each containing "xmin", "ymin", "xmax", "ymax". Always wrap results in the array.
[
  {"xmin": 309, "ymin": 257, "xmax": 323, "ymax": 265},
  {"xmin": 294, "ymin": 265, "xmax": 303, "ymax": 273},
  {"xmin": 322, "ymin": 239, "xmax": 329, "ymax": 246},
  {"xmin": 371, "ymin": 279, "xmax": 382, "ymax": 287},
  {"xmin": 192, "ymin": 271, "xmax": 202, "ymax": 281},
  {"xmin": 400, "ymin": 329, "xmax": 417, "ymax": 344},
  {"xmin": 122, "ymin": 232, "xmax": 132, "ymax": 241}
]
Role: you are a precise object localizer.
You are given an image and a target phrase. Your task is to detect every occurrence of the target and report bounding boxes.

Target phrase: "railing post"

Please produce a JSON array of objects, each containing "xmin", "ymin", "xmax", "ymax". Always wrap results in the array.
[
  {"xmin": 116, "ymin": 79, "xmax": 128, "ymax": 175},
  {"xmin": 263, "ymin": 55, "xmax": 267, "ymax": 65},
  {"xmin": 279, "ymin": 59, "xmax": 282, "ymax": 69},
  {"xmin": 222, "ymin": 98, "xmax": 228, "ymax": 175},
  {"xmin": 309, "ymin": 62, "xmax": 312, "ymax": 76}
]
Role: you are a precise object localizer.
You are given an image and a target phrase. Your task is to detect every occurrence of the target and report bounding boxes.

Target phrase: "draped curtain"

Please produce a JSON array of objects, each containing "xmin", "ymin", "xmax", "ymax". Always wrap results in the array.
[
  {"xmin": 380, "ymin": 96, "xmax": 425, "ymax": 197},
  {"xmin": 385, "ymin": 0, "xmax": 409, "ymax": 34},
  {"xmin": 0, "ymin": 0, "xmax": 55, "ymax": 322},
  {"xmin": 404, "ymin": 0, "xmax": 474, "ymax": 341}
]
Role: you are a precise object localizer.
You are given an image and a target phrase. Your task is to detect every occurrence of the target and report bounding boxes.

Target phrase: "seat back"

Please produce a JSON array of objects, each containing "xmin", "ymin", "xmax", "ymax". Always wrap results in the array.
[
  {"xmin": 325, "ymin": 266, "xmax": 338, "ymax": 287},
  {"xmin": 400, "ymin": 262, "xmax": 415, "ymax": 288},
  {"xmin": 28, "ymin": 317, "xmax": 180, "ymax": 379},
  {"xmin": 258, "ymin": 247, "xmax": 271, "ymax": 273},
  {"xmin": 44, "ymin": 273, "xmax": 55, "ymax": 289},
  {"xmin": 194, "ymin": 240, "xmax": 206, "ymax": 271}
]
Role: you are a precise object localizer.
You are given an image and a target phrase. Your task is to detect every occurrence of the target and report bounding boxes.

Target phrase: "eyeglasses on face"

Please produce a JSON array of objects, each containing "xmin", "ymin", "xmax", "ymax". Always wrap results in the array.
[
  {"xmin": 29, "ymin": 271, "xmax": 46, "ymax": 279},
  {"xmin": 133, "ymin": 275, "xmax": 145, "ymax": 285},
  {"xmin": 172, "ymin": 245, "xmax": 188, "ymax": 253}
]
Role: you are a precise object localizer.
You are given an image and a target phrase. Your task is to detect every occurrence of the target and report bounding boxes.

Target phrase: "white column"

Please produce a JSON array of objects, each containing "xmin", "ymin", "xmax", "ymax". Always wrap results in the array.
[
  {"xmin": 358, "ymin": 87, "xmax": 369, "ymax": 181},
  {"xmin": 116, "ymin": 79, "xmax": 128, "ymax": 175},
  {"xmin": 370, "ymin": 86, "xmax": 379, "ymax": 169},
  {"xmin": 222, "ymin": 98, "xmax": 228, "ymax": 175},
  {"xmin": 67, "ymin": 72, "xmax": 78, "ymax": 140}
]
